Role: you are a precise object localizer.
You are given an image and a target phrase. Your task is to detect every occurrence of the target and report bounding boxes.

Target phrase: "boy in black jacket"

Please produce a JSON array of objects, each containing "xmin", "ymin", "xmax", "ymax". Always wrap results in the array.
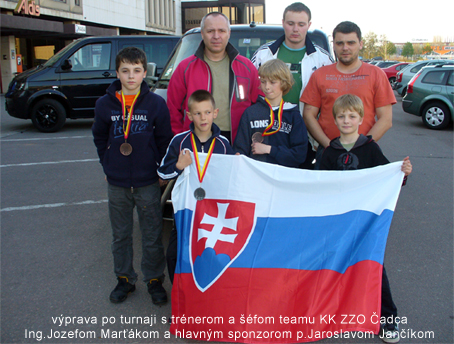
[
  {"xmin": 158, "ymin": 90, "xmax": 233, "ymax": 283},
  {"xmin": 92, "ymin": 47, "xmax": 173, "ymax": 305},
  {"xmin": 233, "ymin": 59, "xmax": 307, "ymax": 167},
  {"xmin": 318, "ymin": 94, "xmax": 412, "ymax": 344}
]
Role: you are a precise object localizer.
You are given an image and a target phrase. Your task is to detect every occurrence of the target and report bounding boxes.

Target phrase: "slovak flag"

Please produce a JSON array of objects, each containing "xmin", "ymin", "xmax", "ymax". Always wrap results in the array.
[{"xmin": 170, "ymin": 154, "xmax": 404, "ymax": 343}]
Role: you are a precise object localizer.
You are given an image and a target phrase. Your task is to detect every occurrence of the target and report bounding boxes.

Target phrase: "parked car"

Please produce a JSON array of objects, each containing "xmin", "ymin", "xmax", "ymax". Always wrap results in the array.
[
  {"xmin": 382, "ymin": 62, "xmax": 411, "ymax": 84},
  {"xmin": 402, "ymin": 65, "xmax": 453, "ymax": 129},
  {"xmin": 393, "ymin": 59, "xmax": 454, "ymax": 97},
  {"xmin": 152, "ymin": 23, "xmax": 333, "ymax": 100},
  {"xmin": 375, "ymin": 61, "xmax": 399, "ymax": 69},
  {"xmin": 5, "ymin": 35, "xmax": 180, "ymax": 132}
]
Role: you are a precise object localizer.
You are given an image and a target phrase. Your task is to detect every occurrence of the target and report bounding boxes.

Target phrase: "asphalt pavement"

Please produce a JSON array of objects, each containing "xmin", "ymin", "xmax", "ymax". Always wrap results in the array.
[{"xmin": 1, "ymin": 93, "xmax": 453, "ymax": 344}]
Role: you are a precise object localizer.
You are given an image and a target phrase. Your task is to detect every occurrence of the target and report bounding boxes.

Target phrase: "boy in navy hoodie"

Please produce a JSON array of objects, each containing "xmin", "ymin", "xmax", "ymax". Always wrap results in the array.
[
  {"xmin": 92, "ymin": 47, "xmax": 172, "ymax": 305},
  {"xmin": 233, "ymin": 59, "xmax": 308, "ymax": 167},
  {"xmin": 158, "ymin": 90, "xmax": 233, "ymax": 283}
]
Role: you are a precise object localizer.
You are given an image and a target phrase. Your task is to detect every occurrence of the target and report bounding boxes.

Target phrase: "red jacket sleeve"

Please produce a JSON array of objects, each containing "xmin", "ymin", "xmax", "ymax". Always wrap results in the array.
[
  {"xmin": 167, "ymin": 62, "xmax": 188, "ymax": 135},
  {"xmin": 250, "ymin": 62, "xmax": 261, "ymax": 102}
]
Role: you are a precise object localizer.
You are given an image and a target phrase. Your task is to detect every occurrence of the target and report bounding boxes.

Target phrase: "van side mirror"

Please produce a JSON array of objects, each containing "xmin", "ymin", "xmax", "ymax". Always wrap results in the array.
[
  {"xmin": 146, "ymin": 62, "xmax": 159, "ymax": 83},
  {"xmin": 61, "ymin": 59, "xmax": 72, "ymax": 71}
]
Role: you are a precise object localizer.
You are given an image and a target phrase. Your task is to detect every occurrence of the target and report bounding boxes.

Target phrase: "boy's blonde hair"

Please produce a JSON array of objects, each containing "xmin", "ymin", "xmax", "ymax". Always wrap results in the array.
[
  {"xmin": 187, "ymin": 90, "xmax": 216, "ymax": 113},
  {"xmin": 332, "ymin": 94, "xmax": 364, "ymax": 119},
  {"xmin": 258, "ymin": 59, "xmax": 294, "ymax": 95}
]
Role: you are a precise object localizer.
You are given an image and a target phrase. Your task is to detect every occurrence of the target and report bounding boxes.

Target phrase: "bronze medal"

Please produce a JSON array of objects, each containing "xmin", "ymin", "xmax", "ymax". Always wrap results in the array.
[
  {"xmin": 120, "ymin": 142, "xmax": 133, "ymax": 156},
  {"xmin": 194, "ymin": 187, "xmax": 206, "ymax": 201},
  {"xmin": 120, "ymin": 91, "xmax": 140, "ymax": 156},
  {"xmin": 252, "ymin": 132, "xmax": 264, "ymax": 143}
]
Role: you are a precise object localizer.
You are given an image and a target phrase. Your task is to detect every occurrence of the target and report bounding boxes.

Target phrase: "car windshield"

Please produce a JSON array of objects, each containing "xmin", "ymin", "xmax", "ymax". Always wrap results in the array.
[
  {"xmin": 155, "ymin": 26, "xmax": 333, "ymax": 91},
  {"xmin": 159, "ymin": 27, "xmax": 286, "ymax": 82},
  {"xmin": 42, "ymin": 40, "xmax": 81, "ymax": 67}
]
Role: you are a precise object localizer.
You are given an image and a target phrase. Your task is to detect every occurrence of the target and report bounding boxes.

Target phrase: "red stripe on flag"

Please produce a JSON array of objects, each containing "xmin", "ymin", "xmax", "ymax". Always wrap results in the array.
[{"xmin": 170, "ymin": 260, "xmax": 382, "ymax": 343}]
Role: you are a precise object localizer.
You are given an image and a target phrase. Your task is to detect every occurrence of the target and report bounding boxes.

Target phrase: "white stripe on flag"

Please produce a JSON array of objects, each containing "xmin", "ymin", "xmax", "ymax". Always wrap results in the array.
[{"xmin": 172, "ymin": 154, "xmax": 404, "ymax": 217}]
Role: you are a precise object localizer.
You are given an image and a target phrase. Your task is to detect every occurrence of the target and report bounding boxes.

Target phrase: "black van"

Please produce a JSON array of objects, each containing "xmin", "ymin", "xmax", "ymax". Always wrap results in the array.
[{"xmin": 5, "ymin": 35, "xmax": 179, "ymax": 132}]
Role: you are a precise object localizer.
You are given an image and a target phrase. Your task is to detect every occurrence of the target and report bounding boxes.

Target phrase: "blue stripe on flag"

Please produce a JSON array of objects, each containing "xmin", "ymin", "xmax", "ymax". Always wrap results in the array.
[{"xmin": 175, "ymin": 208, "xmax": 392, "ymax": 275}]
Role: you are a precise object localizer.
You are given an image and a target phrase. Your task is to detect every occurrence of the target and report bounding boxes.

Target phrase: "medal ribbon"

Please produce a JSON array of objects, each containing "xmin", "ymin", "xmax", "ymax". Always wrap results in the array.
[
  {"xmin": 262, "ymin": 98, "xmax": 284, "ymax": 137},
  {"xmin": 190, "ymin": 134, "xmax": 216, "ymax": 183},
  {"xmin": 120, "ymin": 91, "xmax": 140, "ymax": 140}
]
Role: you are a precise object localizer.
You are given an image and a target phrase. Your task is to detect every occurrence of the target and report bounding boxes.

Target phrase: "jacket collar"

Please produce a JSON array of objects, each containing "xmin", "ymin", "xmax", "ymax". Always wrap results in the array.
[
  {"xmin": 269, "ymin": 34, "xmax": 317, "ymax": 55},
  {"xmin": 106, "ymin": 79, "xmax": 150, "ymax": 100},
  {"xmin": 195, "ymin": 41, "xmax": 239, "ymax": 62},
  {"xmin": 189, "ymin": 121, "xmax": 222, "ymax": 141},
  {"xmin": 257, "ymin": 96, "xmax": 297, "ymax": 110},
  {"xmin": 330, "ymin": 134, "xmax": 372, "ymax": 150}
]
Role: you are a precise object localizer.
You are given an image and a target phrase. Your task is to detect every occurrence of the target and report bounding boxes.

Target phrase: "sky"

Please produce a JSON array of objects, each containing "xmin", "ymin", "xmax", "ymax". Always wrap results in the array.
[{"xmin": 265, "ymin": 0, "xmax": 454, "ymax": 43}]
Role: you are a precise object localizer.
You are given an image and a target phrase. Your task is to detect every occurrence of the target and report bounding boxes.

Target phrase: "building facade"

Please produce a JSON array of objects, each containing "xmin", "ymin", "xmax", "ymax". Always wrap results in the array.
[
  {"xmin": 182, "ymin": 0, "xmax": 265, "ymax": 32},
  {"xmin": 0, "ymin": 0, "xmax": 182, "ymax": 91}
]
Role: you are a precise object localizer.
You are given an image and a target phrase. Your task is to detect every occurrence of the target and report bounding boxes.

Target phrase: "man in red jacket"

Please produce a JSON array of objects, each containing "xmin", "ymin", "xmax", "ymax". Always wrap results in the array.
[{"xmin": 167, "ymin": 12, "xmax": 261, "ymax": 143}]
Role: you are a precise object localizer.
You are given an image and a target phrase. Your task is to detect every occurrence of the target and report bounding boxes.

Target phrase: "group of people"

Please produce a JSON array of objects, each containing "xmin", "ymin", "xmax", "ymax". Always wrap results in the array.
[{"xmin": 92, "ymin": 3, "xmax": 412, "ymax": 344}]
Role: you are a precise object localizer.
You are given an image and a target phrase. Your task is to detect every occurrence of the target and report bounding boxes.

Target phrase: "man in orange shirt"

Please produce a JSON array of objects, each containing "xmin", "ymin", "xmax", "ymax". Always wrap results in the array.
[{"xmin": 300, "ymin": 21, "xmax": 395, "ymax": 166}]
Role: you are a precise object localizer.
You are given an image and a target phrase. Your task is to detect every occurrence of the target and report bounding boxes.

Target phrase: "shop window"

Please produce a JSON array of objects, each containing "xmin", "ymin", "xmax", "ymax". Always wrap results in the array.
[{"xmin": 34, "ymin": 46, "xmax": 55, "ymax": 65}]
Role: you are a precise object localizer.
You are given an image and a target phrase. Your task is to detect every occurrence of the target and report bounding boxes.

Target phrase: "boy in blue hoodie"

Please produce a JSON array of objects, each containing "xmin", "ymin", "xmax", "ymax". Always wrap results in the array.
[
  {"xmin": 158, "ymin": 90, "xmax": 233, "ymax": 283},
  {"xmin": 233, "ymin": 59, "xmax": 308, "ymax": 167},
  {"xmin": 92, "ymin": 47, "xmax": 172, "ymax": 305}
]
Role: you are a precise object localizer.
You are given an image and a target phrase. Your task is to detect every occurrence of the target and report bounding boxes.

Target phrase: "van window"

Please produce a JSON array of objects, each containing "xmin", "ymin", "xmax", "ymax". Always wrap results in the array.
[
  {"xmin": 44, "ymin": 40, "xmax": 79, "ymax": 67},
  {"xmin": 121, "ymin": 41, "xmax": 177, "ymax": 74},
  {"xmin": 69, "ymin": 43, "xmax": 112, "ymax": 71}
]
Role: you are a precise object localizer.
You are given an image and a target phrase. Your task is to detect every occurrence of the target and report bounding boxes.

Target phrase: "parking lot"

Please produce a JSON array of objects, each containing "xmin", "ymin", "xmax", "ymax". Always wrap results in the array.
[{"xmin": 1, "ymin": 93, "xmax": 453, "ymax": 343}]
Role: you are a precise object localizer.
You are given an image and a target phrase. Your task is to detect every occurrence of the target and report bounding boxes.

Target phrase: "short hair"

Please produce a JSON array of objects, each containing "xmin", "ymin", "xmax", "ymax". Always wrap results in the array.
[
  {"xmin": 332, "ymin": 94, "xmax": 364, "ymax": 119},
  {"xmin": 283, "ymin": 2, "xmax": 311, "ymax": 22},
  {"xmin": 187, "ymin": 90, "xmax": 216, "ymax": 112},
  {"xmin": 115, "ymin": 47, "xmax": 147, "ymax": 71},
  {"xmin": 201, "ymin": 12, "xmax": 230, "ymax": 31},
  {"xmin": 333, "ymin": 21, "xmax": 362, "ymax": 42},
  {"xmin": 258, "ymin": 59, "xmax": 294, "ymax": 95}
]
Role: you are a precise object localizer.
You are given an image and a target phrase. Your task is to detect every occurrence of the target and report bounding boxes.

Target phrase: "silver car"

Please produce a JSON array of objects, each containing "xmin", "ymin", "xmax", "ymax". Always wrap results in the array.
[{"xmin": 393, "ymin": 59, "xmax": 454, "ymax": 96}]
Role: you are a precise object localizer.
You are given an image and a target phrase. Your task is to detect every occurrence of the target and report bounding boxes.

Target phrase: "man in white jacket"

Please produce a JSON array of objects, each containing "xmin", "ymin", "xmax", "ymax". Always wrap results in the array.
[
  {"xmin": 252, "ymin": 2, "xmax": 333, "ymax": 110},
  {"xmin": 251, "ymin": 2, "xmax": 333, "ymax": 167}
]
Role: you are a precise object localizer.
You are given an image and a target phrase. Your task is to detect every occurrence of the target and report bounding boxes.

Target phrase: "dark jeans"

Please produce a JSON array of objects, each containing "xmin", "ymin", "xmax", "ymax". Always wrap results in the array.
[
  {"xmin": 108, "ymin": 182, "xmax": 166, "ymax": 284},
  {"xmin": 166, "ymin": 225, "xmax": 178, "ymax": 284},
  {"xmin": 382, "ymin": 267, "xmax": 398, "ymax": 319},
  {"xmin": 299, "ymin": 144, "xmax": 316, "ymax": 169},
  {"xmin": 314, "ymin": 145, "xmax": 324, "ymax": 170},
  {"xmin": 221, "ymin": 130, "xmax": 231, "ymax": 144}
]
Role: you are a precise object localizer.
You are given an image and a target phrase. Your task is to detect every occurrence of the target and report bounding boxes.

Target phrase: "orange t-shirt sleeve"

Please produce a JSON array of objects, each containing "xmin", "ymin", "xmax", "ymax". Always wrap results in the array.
[
  {"xmin": 373, "ymin": 68, "xmax": 397, "ymax": 108},
  {"xmin": 300, "ymin": 70, "xmax": 322, "ymax": 108}
]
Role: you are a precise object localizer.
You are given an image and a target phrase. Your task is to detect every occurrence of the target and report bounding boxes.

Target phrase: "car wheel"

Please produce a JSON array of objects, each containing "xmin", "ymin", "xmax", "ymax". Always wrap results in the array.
[
  {"xmin": 421, "ymin": 102, "xmax": 451, "ymax": 130},
  {"xmin": 389, "ymin": 77, "xmax": 396, "ymax": 85},
  {"xmin": 31, "ymin": 99, "xmax": 66, "ymax": 133}
]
